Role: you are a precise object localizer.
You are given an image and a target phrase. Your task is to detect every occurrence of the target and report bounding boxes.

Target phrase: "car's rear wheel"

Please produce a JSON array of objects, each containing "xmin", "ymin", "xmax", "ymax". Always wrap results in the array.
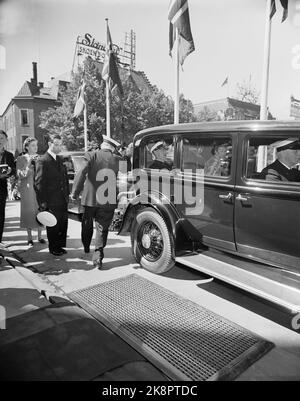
[{"xmin": 131, "ymin": 207, "xmax": 175, "ymax": 274}]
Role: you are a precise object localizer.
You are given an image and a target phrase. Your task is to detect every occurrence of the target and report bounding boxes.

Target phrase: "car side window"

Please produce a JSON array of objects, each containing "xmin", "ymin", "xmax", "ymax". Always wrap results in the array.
[
  {"xmin": 142, "ymin": 137, "xmax": 174, "ymax": 170},
  {"xmin": 181, "ymin": 136, "xmax": 232, "ymax": 177},
  {"xmin": 246, "ymin": 136, "xmax": 300, "ymax": 184}
]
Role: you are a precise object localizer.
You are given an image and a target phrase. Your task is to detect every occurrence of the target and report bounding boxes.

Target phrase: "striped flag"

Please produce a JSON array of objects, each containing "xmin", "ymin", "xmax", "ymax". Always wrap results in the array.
[
  {"xmin": 168, "ymin": 0, "xmax": 195, "ymax": 66},
  {"xmin": 73, "ymin": 81, "xmax": 86, "ymax": 118},
  {"xmin": 270, "ymin": 0, "xmax": 288, "ymax": 22},
  {"xmin": 102, "ymin": 24, "xmax": 123, "ymax": 97}
]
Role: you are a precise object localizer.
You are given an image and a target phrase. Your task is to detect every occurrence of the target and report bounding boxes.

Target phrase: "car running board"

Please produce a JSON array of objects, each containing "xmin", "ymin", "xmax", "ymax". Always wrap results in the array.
[{"xmin": 176, "ymin": 251, "xmax": 300, "ymax": 313}]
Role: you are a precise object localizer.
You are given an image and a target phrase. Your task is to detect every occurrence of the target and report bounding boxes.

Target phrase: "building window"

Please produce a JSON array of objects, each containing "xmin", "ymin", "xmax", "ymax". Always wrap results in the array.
[{"xmin": 20, "ymin": 109, "xmax": 29, "ymax": 126}]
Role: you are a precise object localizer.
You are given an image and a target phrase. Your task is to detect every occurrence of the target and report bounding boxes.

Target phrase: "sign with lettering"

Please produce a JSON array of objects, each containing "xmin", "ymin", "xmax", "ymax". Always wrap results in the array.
[{"xmin": 76, "ymin": 33, "xmax": 121, "ymax": 63}]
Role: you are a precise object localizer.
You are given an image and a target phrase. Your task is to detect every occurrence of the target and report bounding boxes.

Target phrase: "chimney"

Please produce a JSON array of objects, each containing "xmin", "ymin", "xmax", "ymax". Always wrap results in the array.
[
  {"xmin": 38, "ymin": 82, "xmax": 44, "ymax": 88},
  {"xmin": 32, "ymin": 62, "xmax": 37, "ymax": 83}
]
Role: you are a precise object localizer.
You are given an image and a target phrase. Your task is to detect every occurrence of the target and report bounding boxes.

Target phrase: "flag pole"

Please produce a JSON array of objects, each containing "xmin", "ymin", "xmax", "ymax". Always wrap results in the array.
[
  {"xmin": 105, "ymin": 18, "xmax": 111, "ymax": 138},
  {"xmin": 83, "ymin": 95, "xmax": 88, "ymax": 151},
  {"xmin": 174, "ymin": 27, "xmax": 180, "ymax": 124},
  {"xmin": 260, "ymin": 0, "xmax": 272, "ymax": 120}
]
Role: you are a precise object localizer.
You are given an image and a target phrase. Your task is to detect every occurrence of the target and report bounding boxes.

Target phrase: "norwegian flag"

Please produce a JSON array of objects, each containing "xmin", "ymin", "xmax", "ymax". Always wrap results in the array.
[
  {"xmin": 102, "ymin": 24, "xmax": 123, "ymax": 97},
  {"xmin": 73, "ymin": 81, "xmax": 86, "ymax": 118},
  {"xmin": 168, "ymin": 0, "xmax": 195, "ymax": 65}
]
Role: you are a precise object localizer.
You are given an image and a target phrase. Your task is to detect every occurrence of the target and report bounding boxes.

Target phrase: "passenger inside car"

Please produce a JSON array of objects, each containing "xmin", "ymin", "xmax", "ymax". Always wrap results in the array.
[
  {"xmin": 204, "ymin": 142, "xmax": 230, "ymax": 177},
  {"xmin": 148, "ymin": 141, "xmax": 173, "ymax": 170},
  {"xmin": 259, "ymin": 138, "xmax": 300, "ymax": 182}
]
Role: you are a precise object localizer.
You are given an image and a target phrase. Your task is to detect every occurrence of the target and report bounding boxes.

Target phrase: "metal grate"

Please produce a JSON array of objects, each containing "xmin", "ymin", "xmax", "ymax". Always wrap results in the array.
[{"xmin": 70, "ymin": 274, "xmax": 273, "ymax": 381}]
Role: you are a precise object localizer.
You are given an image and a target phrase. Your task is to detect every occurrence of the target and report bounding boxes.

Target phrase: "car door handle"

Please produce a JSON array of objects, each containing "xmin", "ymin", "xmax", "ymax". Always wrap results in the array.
[
  {"xmin": 236, "ymin": 194, "xmax": 250, "ymax": 202},
  {"xmin": 218, "ymin": 192, "xmax": 233, "ymax": 200}
]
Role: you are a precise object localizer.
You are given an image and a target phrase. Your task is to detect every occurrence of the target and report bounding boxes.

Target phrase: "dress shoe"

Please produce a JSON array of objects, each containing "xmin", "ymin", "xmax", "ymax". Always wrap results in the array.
[
  {"xmin": 50, "ymin": 250, "xmax": 64, "ymax": 257},
  {"xmin": 92, "ymin": 248, "xmax": 104, "ymax": 269},
  {"xmin": 58, "ymin": 248, "xmax": 67, "ymax": 254},
  {"xmin": 38, "ymin": 238, "xmax": 46, "ymax": 244},
  {"xmin": 27, "ymin": 240, "xmax": 34, "ymax": 247},
  {"xmin": 93, "ymin": 258, "xmax": 103, "ymax": 269}
]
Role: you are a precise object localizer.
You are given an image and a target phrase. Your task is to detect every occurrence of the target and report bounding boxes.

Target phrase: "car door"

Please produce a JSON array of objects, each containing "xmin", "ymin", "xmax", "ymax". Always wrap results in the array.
[
  {"xmin": 174, "ymin": 132, "xmax": 237, "ymax": 252},
  {"xmin": 234, "ymin": 131, "xmax": 300, "ymax": 274}
]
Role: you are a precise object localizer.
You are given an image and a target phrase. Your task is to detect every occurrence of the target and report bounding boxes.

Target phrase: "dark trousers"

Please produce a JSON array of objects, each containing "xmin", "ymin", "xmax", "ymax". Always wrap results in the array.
[
  {"xmin": 81, "ymin": 206, "xmax": 115, "ymax": 251},
  {"xmin": 47, "ymin": 203, "xmax": 68, "ymax": 253},
  {"xmin": 0, "ymin": 191, "xmax": 7, "ymax": 243},
  {"xmin": 81, "ymin": 206, "xmax": 94, "ymax": 253}
]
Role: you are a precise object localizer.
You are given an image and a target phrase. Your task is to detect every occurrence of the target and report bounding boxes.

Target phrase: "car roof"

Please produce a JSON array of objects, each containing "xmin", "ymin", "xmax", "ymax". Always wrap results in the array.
[{"xmin": 134, "ymin": 120, "xmax": 300, "ymax": 142}]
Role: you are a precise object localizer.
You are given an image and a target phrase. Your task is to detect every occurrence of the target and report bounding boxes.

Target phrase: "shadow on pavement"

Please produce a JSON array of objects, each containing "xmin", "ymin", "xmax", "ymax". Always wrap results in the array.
[
  {"xmin": 9, "ymin": 237, "xmax": 136, "ymax": 276},
  {"xmin": 0, "ymin": 287, "xmax": 49, "ymax": 319}
]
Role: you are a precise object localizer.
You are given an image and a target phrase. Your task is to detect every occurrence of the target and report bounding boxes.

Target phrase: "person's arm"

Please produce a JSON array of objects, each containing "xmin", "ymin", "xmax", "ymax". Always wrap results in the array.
[
  {"xmin": 264, "ymin": 169, "xmax": 282, "ymax": 181},
  {"xmin": 71, "ymin": 157, "xmax": 89, "ymax": 198},
  {"xmin": 7, "ymin": 152, "xmax": 16, "ymax": 178},
  {"xmin": 34, "ymin": 157, "xmax": 48, "ymax": 209},
  {"xmin": 16, "ymin": 156, "xmax": 32, "ymax": 179}
]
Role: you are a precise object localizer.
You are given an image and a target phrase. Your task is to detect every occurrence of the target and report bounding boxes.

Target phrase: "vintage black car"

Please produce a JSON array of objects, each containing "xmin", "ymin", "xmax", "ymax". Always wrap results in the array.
[{"xmin": 119, "ymin": 120, "xmax": 300, "ymax": 281}]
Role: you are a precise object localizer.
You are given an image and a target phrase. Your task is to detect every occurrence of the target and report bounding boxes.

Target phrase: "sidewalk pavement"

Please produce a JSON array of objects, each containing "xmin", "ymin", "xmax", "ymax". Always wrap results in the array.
[
  {"xmin": 1, "ymin": 200, "xmax": 300, "ymax": 381},
  {"xmin": 0, "ymin": 201, "xmax": 167, "ymax": 381}
]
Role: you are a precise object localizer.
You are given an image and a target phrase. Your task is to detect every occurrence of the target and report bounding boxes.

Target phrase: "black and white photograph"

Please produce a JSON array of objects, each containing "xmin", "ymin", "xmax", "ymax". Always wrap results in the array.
[{"xmin": 0, "ymin": 0, "xmax": 300, "ymax": 385}]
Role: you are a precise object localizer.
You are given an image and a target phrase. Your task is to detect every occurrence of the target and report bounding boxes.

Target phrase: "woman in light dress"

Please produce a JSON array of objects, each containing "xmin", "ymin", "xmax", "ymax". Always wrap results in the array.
[{"xmin": 16, "ymin": 137, "xmax": 45, "ymax": 246}]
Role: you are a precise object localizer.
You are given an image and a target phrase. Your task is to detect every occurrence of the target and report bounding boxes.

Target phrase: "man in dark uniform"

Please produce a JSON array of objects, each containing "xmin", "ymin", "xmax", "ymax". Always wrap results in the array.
[
  {"xmin": 260, "ymin": 138, "xmax": 300, "ymax": 182},
  {"xmin": 79, "ymin": 137, "xmax": 103, "ymax": 254},
  {"xmin": 35, "ymin": 135, "xmax": 69, "ymax": 256},
  {"xmin": 71, "ymin": 136, "xmax": 121, "ymax": 269},
  {"xmin": 148, "ymin": 141, "xmax": 172, "ymax": 170},
  {"xmin": 0, "ymin": 130, "xmax": 16, "ymax": 244}
]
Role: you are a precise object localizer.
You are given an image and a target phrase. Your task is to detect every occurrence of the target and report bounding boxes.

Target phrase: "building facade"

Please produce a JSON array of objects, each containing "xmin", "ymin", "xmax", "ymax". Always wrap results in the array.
[
  {"xmin": 194, "ymin": 97, "xmax": 274, "ymax": 122},
  {"xmin": 0, "ymin": 61, "xmax": 153, "ymax": 155},
  {"xmin": 0, "ymin": 62, "xmax": 69, "ymax": 155}
]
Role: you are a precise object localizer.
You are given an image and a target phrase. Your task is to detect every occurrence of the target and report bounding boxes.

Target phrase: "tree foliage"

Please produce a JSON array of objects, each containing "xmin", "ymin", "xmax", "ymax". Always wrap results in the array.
[
  {"xmin": 39, "ymin": 57, "xmax": 196, "ymax": 150},
  {"xmin": 236, "ymin": 77, "xmax": 260, "ymax": 104}
]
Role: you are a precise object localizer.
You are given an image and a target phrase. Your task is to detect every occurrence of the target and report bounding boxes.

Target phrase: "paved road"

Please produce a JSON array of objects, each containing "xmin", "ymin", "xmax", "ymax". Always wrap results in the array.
[{"xmin": 1, "ymin": 200, "xmax": 300, "ymax": 380}]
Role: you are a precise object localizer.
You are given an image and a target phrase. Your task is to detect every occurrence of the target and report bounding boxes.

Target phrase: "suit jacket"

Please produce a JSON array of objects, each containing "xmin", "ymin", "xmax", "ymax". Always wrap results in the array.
[
  {"xmin": 72, "ymin": 149, "xmax": 120, "ymax": 207},
  {"xmin": 260, "ymin": 159, "xmax": 300, "ymax": 182},
  {"xmin": 35, "ymin": 152, "xmax": 69, "ymax": 208},
  {"xmin": 0, "ymin": 150, "xmax": 16, "ymax": 194}
]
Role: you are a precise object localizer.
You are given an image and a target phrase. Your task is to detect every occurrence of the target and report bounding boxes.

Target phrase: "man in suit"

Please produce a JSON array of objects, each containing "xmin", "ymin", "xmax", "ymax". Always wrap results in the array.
[
  {"xmin": 0, "ymin": 130, "xmax": 16, "ymax": 244},
  {"xmin": 260, "ymin": 138, "xmax": 300, "ymax": 182},
  {"xmin": 35, "ymin": 135, "xmax": 69, "ymax": 256},
  {"xmin": 71, "ymin": 136, "xmax": 121, "ymax": 269}
]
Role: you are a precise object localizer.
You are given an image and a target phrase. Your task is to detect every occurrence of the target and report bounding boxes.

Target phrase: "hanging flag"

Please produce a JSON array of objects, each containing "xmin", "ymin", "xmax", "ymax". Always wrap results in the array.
[
  {"xmin": 221, "ymin": 77, "xmax": 228, "ymax": 87},
  {"xmin": 73, "ymin": 81, "xmax": 86, "ymax": 118},
  {"xmin": 270, "ymin": 0, "xmax": 276, "ymax": 19},
  {"xmin": 168, "ymin": 0, "xmax": 195, "ymax": 66},
  {"xmin": 270, "ymin": 0, "xmax": 288, "ymax": 22},
  {"xmin": 280, "ymin": 0, "xmax": 288, "ymax": 22},
  {"xmin": 102, "ymin": 24, "xmax": 123, "ymax": 97}
]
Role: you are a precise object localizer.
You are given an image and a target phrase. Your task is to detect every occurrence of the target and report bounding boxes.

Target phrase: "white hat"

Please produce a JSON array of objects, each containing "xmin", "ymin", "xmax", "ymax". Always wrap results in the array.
[
  {"xmin": 274, "ymin": 138, "xmax": 300, "ymax": 152},
  {"xmin": 150, "ymin": 141, "xmax": 166, "ymax": 154},
  {"xmin": 102, "ymin": 136, "xmax": 121, "ymax": 150},
  {"xmin": 36, "ymin": 211, "xmax": 57, "ymax": 227}
]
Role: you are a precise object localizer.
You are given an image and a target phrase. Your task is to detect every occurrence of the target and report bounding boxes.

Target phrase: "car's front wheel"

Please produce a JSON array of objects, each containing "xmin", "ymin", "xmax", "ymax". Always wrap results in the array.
[{"xmin": 131, "ymin": 207, "xmax": 175, "ymax": 274}]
